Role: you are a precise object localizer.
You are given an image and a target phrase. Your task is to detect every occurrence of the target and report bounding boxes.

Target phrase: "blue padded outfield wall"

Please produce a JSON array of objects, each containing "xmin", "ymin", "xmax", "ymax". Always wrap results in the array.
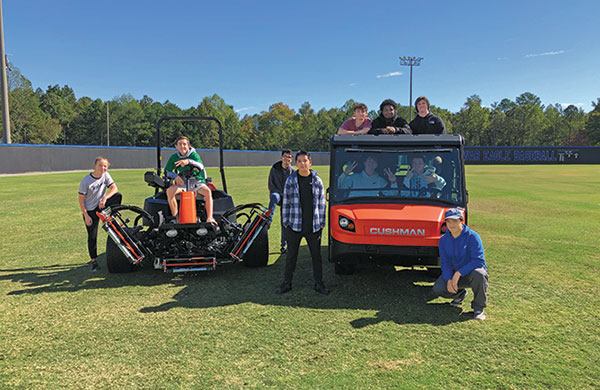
[
  {"xmin": 0, "ymin": 144, "xmax": 598, "ymax": 175},
  {"xmin": 0, "ymin": 144, "xmax": 328, "ymax": 175},
  {"xmin": 463, "ymin": 146, "xmax": 598, "ymax": 164}
]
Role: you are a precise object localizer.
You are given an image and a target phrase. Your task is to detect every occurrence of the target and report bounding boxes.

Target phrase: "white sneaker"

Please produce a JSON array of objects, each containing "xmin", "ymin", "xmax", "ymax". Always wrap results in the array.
[{"xmin": 473, "ymin": 310, "xmax": 486, "ymax": 321}]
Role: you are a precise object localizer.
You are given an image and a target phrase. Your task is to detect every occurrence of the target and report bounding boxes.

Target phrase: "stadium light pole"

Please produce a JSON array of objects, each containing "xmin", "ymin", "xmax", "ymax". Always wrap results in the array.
[
  {"xmin": 0, "ymin": 0, "xmax": 11, "ymax": 144},
  {"xmin": 399, "ymin": 56, "xmax": 423, "ymax": 122},
  {"xmin": 106, "ymin": 101, "xmax": 110, "ymax": 146}
]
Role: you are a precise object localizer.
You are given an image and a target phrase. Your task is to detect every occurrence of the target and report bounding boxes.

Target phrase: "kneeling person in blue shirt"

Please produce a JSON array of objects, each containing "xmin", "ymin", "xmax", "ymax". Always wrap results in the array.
[{"xmin": 432, "ymin": 208, "xmax": 489, "ymax": 320}]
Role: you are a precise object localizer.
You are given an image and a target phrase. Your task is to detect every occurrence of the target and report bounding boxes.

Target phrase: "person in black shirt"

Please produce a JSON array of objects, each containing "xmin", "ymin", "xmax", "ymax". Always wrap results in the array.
[
  {"xmin": 276, "ymin": 151, "xmax": 329, "ymax": 295},
  {"xmin": 297, "ymin": 173, "xmax": 313, "ymax": 234},
  {"xmin": 369, "ymin": 99, "xmax": 412, "ymax": 135},
  {"xmin": 409, "ymin": 96, "xmax": 447, "ymax": 134},
  {"xmin": 267, "ymin": 149, "xmax": 294, "ymax": 253}
]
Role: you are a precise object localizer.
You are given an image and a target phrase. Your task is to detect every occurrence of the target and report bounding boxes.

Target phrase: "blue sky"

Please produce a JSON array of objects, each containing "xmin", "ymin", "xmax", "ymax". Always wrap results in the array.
[{"xmin": 4, "ymin": 0, "xmax": 599, "ymax": 115}]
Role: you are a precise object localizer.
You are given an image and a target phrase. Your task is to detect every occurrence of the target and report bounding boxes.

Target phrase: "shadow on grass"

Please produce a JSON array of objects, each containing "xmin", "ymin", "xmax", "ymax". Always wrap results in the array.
[
  {"xmin": 2, "ymin": 247, "xmax": 471, "ymax": 327},
  {"xmin": 137, "ymin": 247, "xmax": 471, "ymax": 327},
  {"xmin": 0, "ymin": 254, "xmax": 176, "ymax": 295}
]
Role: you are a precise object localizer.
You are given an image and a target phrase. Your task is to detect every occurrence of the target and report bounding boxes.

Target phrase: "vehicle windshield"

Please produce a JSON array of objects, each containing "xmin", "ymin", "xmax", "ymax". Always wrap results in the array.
[{"xmin": 332, "ymin": 147, "xmax": 463, "ymax": 204}]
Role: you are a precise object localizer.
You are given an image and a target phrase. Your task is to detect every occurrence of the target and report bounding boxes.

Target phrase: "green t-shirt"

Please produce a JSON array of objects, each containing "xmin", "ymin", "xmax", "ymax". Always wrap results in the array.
[{"xmin": 165, "ymin": 151, "xmax": 206, "ymax": 182}]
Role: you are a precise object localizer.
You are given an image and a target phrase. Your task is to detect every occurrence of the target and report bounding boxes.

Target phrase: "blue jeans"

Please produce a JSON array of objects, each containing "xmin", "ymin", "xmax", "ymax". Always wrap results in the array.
[{"xmin": 268, "ymin": 192, "xmax": 286, "ymax": 247}]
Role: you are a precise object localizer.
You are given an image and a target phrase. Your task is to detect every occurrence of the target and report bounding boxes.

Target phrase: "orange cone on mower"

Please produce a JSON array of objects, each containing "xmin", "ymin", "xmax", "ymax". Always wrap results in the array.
[{"xmin": 179, "ymin": 191, "xmax": 197, "ymax": 223}]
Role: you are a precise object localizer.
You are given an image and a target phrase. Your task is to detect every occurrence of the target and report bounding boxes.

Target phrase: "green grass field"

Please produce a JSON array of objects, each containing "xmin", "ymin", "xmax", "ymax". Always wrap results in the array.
[{"xmin": 1, "ymin": 165, "xmax": 599, "ymax": 389}]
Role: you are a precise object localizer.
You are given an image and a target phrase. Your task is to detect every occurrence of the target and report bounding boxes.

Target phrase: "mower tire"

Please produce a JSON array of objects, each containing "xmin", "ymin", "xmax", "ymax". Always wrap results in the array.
[
  {"xmin": 243, "ymin": 227, "xmax": 269, "ymax": 268},
  {"xmin": 106, "ymin": 233, "xmax": 136, "ymax": 273}
]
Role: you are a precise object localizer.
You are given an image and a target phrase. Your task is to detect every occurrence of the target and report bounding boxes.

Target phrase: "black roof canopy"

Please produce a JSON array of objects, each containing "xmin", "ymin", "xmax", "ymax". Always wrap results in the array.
[{"xmin": 330, "ymin": 134, "xmax": 464, "ymax": 148}]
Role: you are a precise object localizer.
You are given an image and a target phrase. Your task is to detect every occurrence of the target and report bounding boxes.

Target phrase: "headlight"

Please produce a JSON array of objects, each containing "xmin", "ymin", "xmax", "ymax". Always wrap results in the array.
[
  {"xmin": 165, "ymin": 229, "xmax": 178, "ymax": 238},
  {"xmin": 196, "ymin": 227, "xmax": 208, "ymax": 236},
  {"xmin": 338, "ymin": 216, "xmax": 355, "ymax": 232},
  {"xmin": 339, "ymin": 217, "xmax": 350, "ymax": 228}
]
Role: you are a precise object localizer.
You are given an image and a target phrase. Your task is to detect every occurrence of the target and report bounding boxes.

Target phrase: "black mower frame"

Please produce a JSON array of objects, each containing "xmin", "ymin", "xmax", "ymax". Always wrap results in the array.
[
  {"xmin": 155, "ymin": 116, "xmax": 228, "ymax": 194},
  {"xmin": 99, "ymin": 116, "xmax": 271, "ymax": 274}
]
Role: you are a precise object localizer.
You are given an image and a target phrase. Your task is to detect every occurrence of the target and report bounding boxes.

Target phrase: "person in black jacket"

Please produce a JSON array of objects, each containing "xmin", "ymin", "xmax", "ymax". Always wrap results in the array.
[
  {"xmin": 268, "ymin": 149, "xmax": 294, "ymax": 253},
  {"xmin": 409, "ymin": 96, "xmax": 447, "ymax": 134},
  {"xmin": 369, "ymin": 99, "xmax": 412, "ymax": 135}
]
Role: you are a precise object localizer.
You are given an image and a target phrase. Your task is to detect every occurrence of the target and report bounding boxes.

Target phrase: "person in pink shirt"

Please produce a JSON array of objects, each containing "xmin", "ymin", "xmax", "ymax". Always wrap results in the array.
[{"xmin": 337, "ymin": 103, "xmax": 371, "ymax": 135}]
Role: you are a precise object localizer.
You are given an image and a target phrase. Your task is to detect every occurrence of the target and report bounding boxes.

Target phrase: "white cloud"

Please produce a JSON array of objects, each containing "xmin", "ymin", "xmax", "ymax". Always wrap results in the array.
[
  {"xmin": 525, "ymin": 50, "xmax": 566, "ymax": 58},
  {"xmin": 497, "ymin": 56, "xmax": 509, "ymax": 61},
  {"xmin": 235, "ymin": 106, "xmax": 256, "ymax": 113},
  {"xmin": 376, "ymin": 71, "xmax": 403, "ymax": 79},
  {"xmin": 349, "ymin": 82, "xmax": 357, "ymax": 87},
  {"xmin": 559, "ymin": 103, "xmax": 584, "ymax": 108}
]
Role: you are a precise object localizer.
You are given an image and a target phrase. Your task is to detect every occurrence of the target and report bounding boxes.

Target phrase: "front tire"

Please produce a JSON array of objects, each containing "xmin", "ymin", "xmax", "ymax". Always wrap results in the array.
[
  {"xmin": 243, "ymin": 228, "xmax": 269, "ymax": 267},
  {"xmin": 334, "ymin": 262, "xmax": 355, "ymax": 275},
  {"xmin": 106, "ymin": 234, "xmax": 136, "ymax": 273},
  {"xmin": 426, "ymin": 267, "xmax": 442, "ymax": 278}
]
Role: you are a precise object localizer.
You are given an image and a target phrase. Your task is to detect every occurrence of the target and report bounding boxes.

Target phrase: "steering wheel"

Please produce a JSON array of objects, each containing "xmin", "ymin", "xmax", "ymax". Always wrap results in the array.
[
  {"xmin": 179, "ymin": 166, "xmax": 202, "ymax": 180},
  {"xmin": 417, "ymin": 187, "xmax": 443, "ymax": 198},
  {"xmin": 107, "ymin": 205, "xmax": 157, "ymax": 231}
]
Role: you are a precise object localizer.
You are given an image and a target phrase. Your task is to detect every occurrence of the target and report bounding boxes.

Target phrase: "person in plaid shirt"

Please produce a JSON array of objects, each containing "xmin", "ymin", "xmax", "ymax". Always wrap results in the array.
[{"xmin": 276, "ymin": 150, "xmax": 329, "ymax": 295}]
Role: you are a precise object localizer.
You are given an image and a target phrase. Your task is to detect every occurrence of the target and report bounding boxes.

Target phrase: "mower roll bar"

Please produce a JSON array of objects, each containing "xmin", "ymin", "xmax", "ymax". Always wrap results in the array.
[{"xmin": 155, "ymin": 116, "xmax": 227, "ymax": 194}]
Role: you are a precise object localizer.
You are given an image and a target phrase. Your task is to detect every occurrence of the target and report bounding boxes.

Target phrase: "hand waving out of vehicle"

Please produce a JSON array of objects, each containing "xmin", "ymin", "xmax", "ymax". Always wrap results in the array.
[
  {"xmin": 383, "ymin": 167, "xmax": 397, "ymax": 184},
  {"xmin": 343, "ymin": 161, "xmax": 358, "ymax": 175}
]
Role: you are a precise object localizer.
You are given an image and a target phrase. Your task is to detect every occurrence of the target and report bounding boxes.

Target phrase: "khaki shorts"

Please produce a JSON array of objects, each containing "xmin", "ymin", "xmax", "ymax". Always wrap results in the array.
[{"xmin": 176, "ymin": 179, "xmax": 207, "ymax": 193}]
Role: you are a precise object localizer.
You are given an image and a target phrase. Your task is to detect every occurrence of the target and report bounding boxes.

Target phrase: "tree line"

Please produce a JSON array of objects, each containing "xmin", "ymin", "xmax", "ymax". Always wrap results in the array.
[{"xmin": 4, "ymin": 65, "xmax": 600, "ymax": 151}]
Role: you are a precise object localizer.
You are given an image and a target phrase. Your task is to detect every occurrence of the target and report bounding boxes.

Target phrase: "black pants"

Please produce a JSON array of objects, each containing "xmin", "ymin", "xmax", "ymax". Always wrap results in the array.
[
  {"xmin": 282, "ymin": 227, "xmax": 323, "ymax": 284},
  {"xmin": 83, "ymin": 193, "xmax": 122, "ymax": 259}
]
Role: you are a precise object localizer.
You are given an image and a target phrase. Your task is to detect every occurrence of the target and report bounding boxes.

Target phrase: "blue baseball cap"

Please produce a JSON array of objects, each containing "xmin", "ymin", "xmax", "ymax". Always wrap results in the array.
[{"xmin": 444, "ymin": 208, "xmax": 464, "ymax": 220}]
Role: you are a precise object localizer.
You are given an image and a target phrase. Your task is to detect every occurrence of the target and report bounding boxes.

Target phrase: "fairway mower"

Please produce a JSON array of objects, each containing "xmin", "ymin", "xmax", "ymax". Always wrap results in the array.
[{"xmin": 98, "ymin": 117, "xmax": 271, "ymax": 273}]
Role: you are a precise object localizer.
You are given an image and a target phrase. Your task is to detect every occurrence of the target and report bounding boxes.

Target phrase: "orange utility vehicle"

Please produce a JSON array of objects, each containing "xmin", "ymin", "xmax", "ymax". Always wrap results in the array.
[{"xmin": 328, "ymin": 134, "xmax": 467, "ymax": 274}]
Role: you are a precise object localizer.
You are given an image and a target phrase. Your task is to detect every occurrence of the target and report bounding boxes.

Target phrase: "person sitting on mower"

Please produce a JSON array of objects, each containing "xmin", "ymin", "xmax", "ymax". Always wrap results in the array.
[
  {"xmin": 401, "ymin": 155, "xmax": 446, "ymax": 197},
  {"xmin": 337, "ymin": 155, "xmax": 398, "ymax": 198},
  {"xmin": 165, "ymin": 136, "xmax": 216, "ymax": 224},
  {"xmin": 337, "ymin": 103, "xmax": 372, "ymax": 135},
  {"xmin": 78, "ymin": 156, "xmax": 122, "ymax": 271},
  {"xmin": 369, "ymin": 99, "xmax": 412, "ymax": 135}
]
